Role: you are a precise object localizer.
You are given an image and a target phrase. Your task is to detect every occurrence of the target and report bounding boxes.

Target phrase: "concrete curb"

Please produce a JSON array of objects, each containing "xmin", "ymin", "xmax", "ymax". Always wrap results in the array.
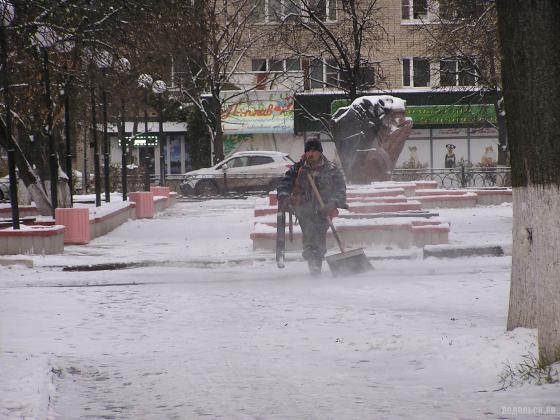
[{"xmin": 423, "ymin": 244, "xmax": 506, "ymax": 259}]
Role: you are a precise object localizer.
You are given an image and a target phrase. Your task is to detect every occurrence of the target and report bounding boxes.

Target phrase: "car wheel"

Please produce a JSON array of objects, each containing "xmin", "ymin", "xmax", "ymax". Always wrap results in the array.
[
  {"xmin": 194, "ymin": 180, "xmax": 219, "ymax": 196},
  {"xmin": 0, "ymin": 190, "xmax": 4, "ymax": 200},
  {"xmin": 180, "ymin": 183, "xmax": 195, "ymax": 196}
]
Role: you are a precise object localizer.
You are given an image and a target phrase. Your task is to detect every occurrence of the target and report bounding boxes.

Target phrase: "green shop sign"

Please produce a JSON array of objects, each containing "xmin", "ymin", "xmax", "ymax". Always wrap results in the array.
[
  {"xmin": 406, "ymin": 104, "xmax": 496, "ymax": 124},
  {"xmin": 330, "ymin": 100, "xmax": 496, "ymax": 125}
]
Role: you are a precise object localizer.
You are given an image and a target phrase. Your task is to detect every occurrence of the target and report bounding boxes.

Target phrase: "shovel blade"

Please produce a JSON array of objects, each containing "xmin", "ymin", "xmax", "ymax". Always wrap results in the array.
[{"xmin": 326, "ymin": 248, "xmax": 373, "ymax": 277}]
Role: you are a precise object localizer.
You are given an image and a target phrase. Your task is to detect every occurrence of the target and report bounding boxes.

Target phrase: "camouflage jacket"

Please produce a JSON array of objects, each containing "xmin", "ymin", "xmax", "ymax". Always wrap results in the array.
[{"xmin": 277, "ymin": 156, "xmax": 346, "ymax": 213}]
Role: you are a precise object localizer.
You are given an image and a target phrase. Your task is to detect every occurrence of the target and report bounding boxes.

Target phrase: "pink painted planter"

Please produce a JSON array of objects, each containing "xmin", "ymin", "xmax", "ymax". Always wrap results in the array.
[
  {"xmin": 150, "ymin": 186, "xmax": 170, "ymax": 197},
  {"xmin": 55, "ymin": 207, "xmax": 90, "ymax": 244},
  {"xmin": 129, "ymin": 192, "xmax": 155, "ymax": 218}
]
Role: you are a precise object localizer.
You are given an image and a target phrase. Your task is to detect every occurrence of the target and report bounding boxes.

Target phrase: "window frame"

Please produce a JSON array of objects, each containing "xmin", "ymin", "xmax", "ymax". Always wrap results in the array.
[
  {"xmin": 251, "ymin": 58, "xmax": 301, "ymax": 73},
  {"xmin": 402, "ymin": 57, "xmax": 431, "ymax": 88},
  {"xmin": 248, "ymin": 155, "xmax": 275, "ymax": 166},
  {"xmin": 308, "ymin": 0, "xmax": 337, "ymax": 22},
  {"xmin": 401, "ymin": 0, "xmax": 433, "ymax": 23},
  {"xmin": 250, "ymin": 0, "xmax": 337, "ymax": 23},
  {"xmin": 438, "ymin": 58, "xmax": 478, "ymax": 87},
  {"xmin": 308, "ymin": 58, "xmax": 341, "ymax": 89}
]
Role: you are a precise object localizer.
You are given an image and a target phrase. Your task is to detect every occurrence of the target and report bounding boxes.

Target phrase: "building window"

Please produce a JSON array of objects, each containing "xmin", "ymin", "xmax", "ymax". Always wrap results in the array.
[
  {"xmin": 285, "ymin": 58, "xmax": 301, "ymax": 71},
  {"xmin": 402, "ymin": 57, "xmax": 430, "ymax": 87},
  {"xmin": 251, "ymin": 58, "xmax": 301, "ymax": 73},
  {"xmin": 439, "ymin": 0, "xmax": 485, "ymax": 21},
  {"xmin": 439, "ymin": 59, "xmax": 477, "ymax": 87},
  {"xmin": 308, "ymin": 58, "xmax": 341, "ymax": 89},
  {"xmin": 309, "ymin": 0, "xmax": 337, "ymax": 21},
  {"xmin": 401, "ymin": 0, "xmax": 428, "ymax": 20},
  {"xmin": 250, "ymin": 0, "xmax": 337, "ymax": 23},
  {"xmin": 251, "ymin": 0, "xmax": 329, "ymax": 23},
  {"xmin": 357, "ymin": 66, "xmax": 376, "ymax": 88}
]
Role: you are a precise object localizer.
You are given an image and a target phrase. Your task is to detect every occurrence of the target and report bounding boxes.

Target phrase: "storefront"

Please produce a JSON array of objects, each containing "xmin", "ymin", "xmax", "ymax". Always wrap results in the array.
[
  {"xmin": 220, "ymin": 90, "xmax": 307, "ymax": 160},
  {"xmin": 108, "ymin": 122, "xmax": 190, "ymax": 175},
  {"xmin": 294, "ymin": 90, "xmax": 501, "ymax": 168}
]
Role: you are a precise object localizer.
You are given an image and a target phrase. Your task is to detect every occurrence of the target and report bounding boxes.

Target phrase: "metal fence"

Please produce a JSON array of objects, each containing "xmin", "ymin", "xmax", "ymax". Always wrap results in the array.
[
  {"xmin": 391, "ymin": 166, "xmax": 511, "ymax": 188},
  {"xmin": 0, "ymin": 166, "xmax": 511, "ymax": 204}
]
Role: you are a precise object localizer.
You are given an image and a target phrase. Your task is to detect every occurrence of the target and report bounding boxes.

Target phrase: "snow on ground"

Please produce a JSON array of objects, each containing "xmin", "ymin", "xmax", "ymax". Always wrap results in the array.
[{"xmin": 1, "ymin": 199, "xmax": 559, "ymax": 419}]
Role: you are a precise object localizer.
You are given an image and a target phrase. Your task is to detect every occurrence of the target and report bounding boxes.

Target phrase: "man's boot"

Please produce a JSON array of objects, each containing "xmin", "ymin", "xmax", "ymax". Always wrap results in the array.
[{"xmin": 307, "ymin": 258, "xmax": 322, "ymax": 276}]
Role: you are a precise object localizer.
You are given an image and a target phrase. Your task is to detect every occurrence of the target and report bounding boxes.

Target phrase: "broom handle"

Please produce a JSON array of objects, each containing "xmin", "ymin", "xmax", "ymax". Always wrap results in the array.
[{"xmin": 306, "ymin": 172, "xmax": 346, "ymax": 253}]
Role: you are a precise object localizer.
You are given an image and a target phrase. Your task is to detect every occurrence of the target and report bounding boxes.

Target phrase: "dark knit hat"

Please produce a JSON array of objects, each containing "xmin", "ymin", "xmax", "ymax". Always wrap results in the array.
[{"xmin": 304, "ymin": 139, "xmax": 323, "ymax": 153}]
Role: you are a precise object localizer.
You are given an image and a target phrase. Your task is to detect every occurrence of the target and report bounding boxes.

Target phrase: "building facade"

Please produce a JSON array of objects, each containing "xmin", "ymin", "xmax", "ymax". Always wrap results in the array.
[{"xmin": 213, "ymin": 0, "xmax": 500, "ymax": 168}]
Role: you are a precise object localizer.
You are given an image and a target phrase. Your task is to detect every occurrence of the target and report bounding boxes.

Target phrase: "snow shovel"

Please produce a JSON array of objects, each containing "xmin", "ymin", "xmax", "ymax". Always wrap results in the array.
[{"xmin": 306, "ymin": 173, "xmax": 373, "ymax": 276}]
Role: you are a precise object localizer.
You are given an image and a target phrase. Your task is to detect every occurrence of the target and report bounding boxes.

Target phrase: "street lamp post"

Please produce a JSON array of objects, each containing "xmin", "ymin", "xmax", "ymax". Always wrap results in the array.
[
  {"xmin": 57, "ymin": 38, "xmax": 76, "ymax": 207},
  {"xmin": 0, "ymin": 1, "xmax": 19, "ymax": 229},
  {"xmin": 96, "ymin": 51, "xmax": 112, "ymax": 204},
  {"xmin": 138, "ymin": 74, "xmax": 152, "ymax": 192},
  {"xmin": 35, "ymin": 25, "xmax": 59, "ymax": 213},
  {"xmin": 121, "ymin": 97, "xmax": 127, "ymax": 199},
  {"xmin": 90, "ymin": 77, "xmax": 101, "ymax": 207},
  {"xmin": 115, "ymin": 57, "xmax": 130, "ymax": 201},
  {"xmin": 152, "ymin": 80, "xmax": 166, "ymax": 187},
  {"xmin": 63, "ymin": 84, "xmax": 73, "ymax": 206}
]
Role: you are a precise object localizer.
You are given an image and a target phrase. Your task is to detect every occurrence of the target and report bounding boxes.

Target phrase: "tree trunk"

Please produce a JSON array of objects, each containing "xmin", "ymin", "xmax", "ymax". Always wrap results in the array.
[
  {"xmin": 0, "ymin": 117, "xmax": 53, "ymax": 215},
  {"xmin": 497, "ymin": 0, "xmax": 560, "ymax": 363},
  {"xmin": 507, "ymin": 188, "xmax": 536, "ymax": 330},
  {"xmin": 529, "ymin": 185, "xmax": 560, "ymax": 362},
  {"xmin": 213, "ymin": 108, "xmax": 224, "ymax": 164},
  {"xmin": 495, "ymin": 95, "xmax": 508, "ymax": 166}
]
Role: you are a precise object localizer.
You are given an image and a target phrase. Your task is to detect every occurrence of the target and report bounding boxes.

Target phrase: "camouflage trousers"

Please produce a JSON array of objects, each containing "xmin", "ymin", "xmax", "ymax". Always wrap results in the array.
[{"xmin": 296, "ymin": 209, "xmax": 329, "ymax": 262}]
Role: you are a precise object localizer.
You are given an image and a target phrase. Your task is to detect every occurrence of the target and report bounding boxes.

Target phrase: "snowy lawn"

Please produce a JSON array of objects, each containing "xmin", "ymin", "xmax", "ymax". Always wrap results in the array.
[{"xmin": 1, "ymin": 199, "xmax": 558, "ymax": 419}]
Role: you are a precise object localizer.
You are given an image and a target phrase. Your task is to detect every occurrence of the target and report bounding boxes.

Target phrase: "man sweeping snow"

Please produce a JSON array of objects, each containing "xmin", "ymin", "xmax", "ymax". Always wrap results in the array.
[{"xmin": 277, "ymin": 140, "xmax": 347, "ymax": 275}]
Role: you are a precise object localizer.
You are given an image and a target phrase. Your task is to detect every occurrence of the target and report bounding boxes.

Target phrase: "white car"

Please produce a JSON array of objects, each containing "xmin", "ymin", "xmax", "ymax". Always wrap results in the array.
[{"xmin": 180, "ymin": 151, "xmax": 295, "ymax": 196}]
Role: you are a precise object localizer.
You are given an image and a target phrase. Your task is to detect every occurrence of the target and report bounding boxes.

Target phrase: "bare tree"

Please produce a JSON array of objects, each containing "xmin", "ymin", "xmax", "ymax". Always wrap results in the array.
[
  {"xmin": 178, "ymin": 0, "xmax": 279, "ymax": 164},
  {"xmin": 278, "ymin": 0, "xmax": 387, "ymax": 102},
  {"xmin": 497, "ymin": 0, "xmax": 560, "ymax": 364},
  {"xmin": 0, "ymin": 0, "xmax": 139, "ymax": 214},
  {"xmin": 418, "ymin": 0, "xmax": 508, "ymax": 165}
]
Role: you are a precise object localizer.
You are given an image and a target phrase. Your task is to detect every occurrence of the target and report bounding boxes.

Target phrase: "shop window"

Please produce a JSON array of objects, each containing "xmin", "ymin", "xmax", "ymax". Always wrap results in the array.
[{"xmin": 402, "ymin": 57, "xmax": 430, "ymax": 87}]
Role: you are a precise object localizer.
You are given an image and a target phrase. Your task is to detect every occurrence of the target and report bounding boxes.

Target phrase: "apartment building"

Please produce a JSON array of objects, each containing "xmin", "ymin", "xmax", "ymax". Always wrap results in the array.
[{"xmin": 220, "ymin": 0, "xmax": 500, "ymax": 169}]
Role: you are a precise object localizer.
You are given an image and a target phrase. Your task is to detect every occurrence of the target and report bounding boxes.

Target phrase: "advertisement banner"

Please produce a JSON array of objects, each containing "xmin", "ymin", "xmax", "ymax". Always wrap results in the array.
[{"xmin": 221, "ymin": 91, "xmax": 294, "ymax": 134}]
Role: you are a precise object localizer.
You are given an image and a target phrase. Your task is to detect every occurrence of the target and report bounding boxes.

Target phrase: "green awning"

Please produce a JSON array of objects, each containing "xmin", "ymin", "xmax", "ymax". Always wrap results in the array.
[{"xmin": 294, "ymin": 91, "xmax": 498, "ymax": 132}]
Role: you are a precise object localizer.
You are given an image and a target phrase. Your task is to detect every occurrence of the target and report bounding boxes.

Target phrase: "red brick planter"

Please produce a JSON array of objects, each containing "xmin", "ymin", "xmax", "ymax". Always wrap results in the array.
[
  {"xmin": 55, "ymin": 207, "xmax": 90, "ymax": 244},
  {"xmin": 129, "ymin": 192, "xmax": 155, "ymax": 218}
]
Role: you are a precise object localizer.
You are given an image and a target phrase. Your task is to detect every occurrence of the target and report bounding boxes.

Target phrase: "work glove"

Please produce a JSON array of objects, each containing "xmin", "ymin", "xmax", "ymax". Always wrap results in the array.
[{"xmin": 320, "ymin": 201, "xmax": 339, "ymax": 219}]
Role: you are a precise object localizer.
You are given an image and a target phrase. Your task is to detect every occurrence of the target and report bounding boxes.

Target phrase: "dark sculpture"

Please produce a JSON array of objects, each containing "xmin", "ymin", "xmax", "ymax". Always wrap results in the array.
[{"xmin": 331, "ymin": 95, "xmax": 413, "ymax": 183}]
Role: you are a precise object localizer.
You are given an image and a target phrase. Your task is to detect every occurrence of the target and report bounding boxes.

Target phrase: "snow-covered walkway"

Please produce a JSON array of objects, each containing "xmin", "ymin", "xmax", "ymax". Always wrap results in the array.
[{"xmin": 1, "ymin": 199, "xmax": 558, "ymax": 419}]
